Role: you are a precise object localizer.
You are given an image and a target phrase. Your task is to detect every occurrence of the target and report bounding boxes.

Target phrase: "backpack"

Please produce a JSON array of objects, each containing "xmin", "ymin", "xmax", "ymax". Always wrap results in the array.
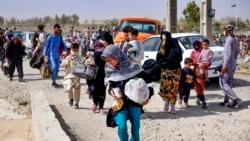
[{"xmin": 31, "ymin": 32, "xmax": 39, "ymax": 49}]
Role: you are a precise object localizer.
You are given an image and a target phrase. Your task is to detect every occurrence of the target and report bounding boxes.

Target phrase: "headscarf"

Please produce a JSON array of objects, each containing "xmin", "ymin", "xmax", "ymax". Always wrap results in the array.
[
  {"xmin": 159, "ymin": 31, "xmax": 174, "ymax": 56},
  {"xmin": 102, "ymin": 44, "xmax": 143, "ymax": 85},
  {"xmin": 100, "ymin": 31, "xmax": 114, "ymax": 45},
  {"xmin": 193, "ymin": 40, "xmax": 201, "ymax": 51},
  {"xmin": 91, "ymin": 35, "xmax": 105, "ymax": 52}
]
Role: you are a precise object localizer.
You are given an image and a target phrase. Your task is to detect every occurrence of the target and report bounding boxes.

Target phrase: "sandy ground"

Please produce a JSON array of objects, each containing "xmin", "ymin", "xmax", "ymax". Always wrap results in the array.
[
  {"xmin": 0, "ymin": 59, "xmax": 250, "ymax": 141},
  {"xmin": 0, "ymin": 99, "xmax": 33, "ymax": 141}
]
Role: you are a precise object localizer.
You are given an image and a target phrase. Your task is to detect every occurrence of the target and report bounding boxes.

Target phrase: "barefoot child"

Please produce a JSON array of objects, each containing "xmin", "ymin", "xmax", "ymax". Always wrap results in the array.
[
  {"xmin": 61, "ymin": 43, "xmax": 82, "ymax": 109},
  {"xmin": 178, "ymin": 57, "xmax": 195, "ymax": 108}
]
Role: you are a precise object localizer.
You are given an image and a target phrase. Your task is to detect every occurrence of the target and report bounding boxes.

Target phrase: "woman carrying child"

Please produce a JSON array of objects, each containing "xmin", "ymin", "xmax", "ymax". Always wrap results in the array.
[
  {"xmin": 101, "ymin": 31, "xmax": 150, "ymax": 141},
  {"xmin": 190, "ymin": 40, "xmax": 213, "ymax": 109}
]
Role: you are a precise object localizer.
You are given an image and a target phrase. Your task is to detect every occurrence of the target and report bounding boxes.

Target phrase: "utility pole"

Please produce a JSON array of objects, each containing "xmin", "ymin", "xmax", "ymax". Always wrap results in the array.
[
  {"xmin": 166, "ymin": 0, "xmax": 177, "ymax": 33},
  {"xmin": 200, "ymin": 0, "xmax": 213, "ymax": 39}
]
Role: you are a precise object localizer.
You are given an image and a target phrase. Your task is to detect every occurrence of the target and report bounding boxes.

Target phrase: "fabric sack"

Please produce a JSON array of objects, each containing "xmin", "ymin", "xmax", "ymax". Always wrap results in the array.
[{"xmin": 40, "ymin": 63, "xmax": 51, "ymax": 79}]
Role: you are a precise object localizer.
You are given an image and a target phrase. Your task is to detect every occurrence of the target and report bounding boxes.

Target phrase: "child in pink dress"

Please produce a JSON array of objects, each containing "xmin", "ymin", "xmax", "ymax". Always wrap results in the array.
[{"xmin": 197, "ymin": 39, "xmax": 214, "ymax": 78}]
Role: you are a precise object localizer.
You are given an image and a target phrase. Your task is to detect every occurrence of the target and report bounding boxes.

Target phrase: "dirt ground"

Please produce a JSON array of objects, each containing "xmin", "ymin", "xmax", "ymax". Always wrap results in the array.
[
  {"xmin": 0, "ymin": 118, "xmax": 33, "ymax": 141},
  {"xmin": 0, "ymin": 58, "xmax": 250, "ymax": 141}
]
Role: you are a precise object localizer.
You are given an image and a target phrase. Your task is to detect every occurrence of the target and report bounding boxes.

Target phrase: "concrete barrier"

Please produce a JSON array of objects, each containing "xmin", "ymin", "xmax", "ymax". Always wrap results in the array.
[{"xmin": 31, "ymin": 90, "xmax": 71, "ymax": 141}]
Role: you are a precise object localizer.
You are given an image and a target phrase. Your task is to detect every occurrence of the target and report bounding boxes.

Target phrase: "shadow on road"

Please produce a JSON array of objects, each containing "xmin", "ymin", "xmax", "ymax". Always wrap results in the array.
[
  {"xmin": 25, "ymin": 78, "xmax": 45, "ymax": 81},
  {"xmin": 199, "ymin": 77, "xmax": 250, "ymax": 91},
  {"xmin": 50, "ymin": 105, "xmax": 81, "ymax": 141},
  {"xmin": 141, "ymin": 100, "xmax": 250, "ymax": 120},
  {"xmin": 189, "ymin": 93, "xmax": 224, "ymax": 100}
]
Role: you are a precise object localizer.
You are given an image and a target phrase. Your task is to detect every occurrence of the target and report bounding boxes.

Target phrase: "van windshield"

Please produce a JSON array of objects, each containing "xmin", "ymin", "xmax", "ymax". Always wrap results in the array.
[{"xmin": 119, "ymin": 21, "xmax": 156, "ymax": 34}]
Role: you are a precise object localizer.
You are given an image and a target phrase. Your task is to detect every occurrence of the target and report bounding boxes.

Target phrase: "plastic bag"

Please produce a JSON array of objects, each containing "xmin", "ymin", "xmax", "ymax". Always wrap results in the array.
[
  {"xmin": 125, "ymin": 78, "xmax": 149, "ymax": 105},
  {"xmin": 40, "ymin": 63, "xmax": 51, "ymax": 79}
]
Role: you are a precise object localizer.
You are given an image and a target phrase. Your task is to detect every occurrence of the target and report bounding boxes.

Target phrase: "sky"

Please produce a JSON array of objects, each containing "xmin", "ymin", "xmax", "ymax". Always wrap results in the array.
[{"xmin": 0, "ymin": 0, "xmax": 249, "ymax": 22}]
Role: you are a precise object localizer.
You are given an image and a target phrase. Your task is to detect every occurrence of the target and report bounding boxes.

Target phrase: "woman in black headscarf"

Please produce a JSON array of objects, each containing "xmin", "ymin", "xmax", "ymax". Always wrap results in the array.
[
  {"xmin": 190, "ymin": 40, "xmax": 207, "ymax": 109},
  {"xmin": 156, "ymin": 31, "xmax": 182, "ymax": 114},
  {"xmin": 87, "ymin": 34, "xmax": 107, "ymax": 114}
]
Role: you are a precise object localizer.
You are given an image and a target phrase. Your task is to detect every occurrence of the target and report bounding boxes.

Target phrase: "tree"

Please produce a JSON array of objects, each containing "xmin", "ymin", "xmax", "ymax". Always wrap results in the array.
[
  {"xmin": 246, "ymin": 19, "xmax": 249, "ymax": 25},
  {"xmin": 182, "ymin": 1, "xmax": 200, "ymax": 32},
  {"xmin": 55, "ymin": 14, "xmax": 60, "ymax": 24},
  {"xmin": 60, "ymin": 14, "xmax": 68, "ymax": 25},
  {"xmin": 0, "ymin": 16, "xmax": 4, "ymax": 25},
  {"xmin": 10, "ymin": 17, "xmax": 17, "ymax": 25},
  {"xmin": 84, "ymin": 19, "xmax": 88, "ymax": 25},
  {"xmin": 105, "ymin": 18, "xmax": 119, "ymax": 27},
  {"xmin": 43, "ymin": 16, "xmax": 52, "ymax": 24},
  {"xmin": 182, "ymin": 1, "xmax": 200, "ymax": 23},
  {"xmin": 72, "ymin": 14, "xmax": 79, "ymax": 25},
  {"xmin": 212, "ymin": 21, "xmax": 221, "ymax": 32}
]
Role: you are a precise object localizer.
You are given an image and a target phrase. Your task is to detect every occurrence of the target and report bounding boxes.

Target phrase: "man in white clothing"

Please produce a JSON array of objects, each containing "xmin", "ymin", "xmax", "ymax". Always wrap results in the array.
[{"xmin": 37, "ymin": 24, "xmax": 47, "ymax": 48}]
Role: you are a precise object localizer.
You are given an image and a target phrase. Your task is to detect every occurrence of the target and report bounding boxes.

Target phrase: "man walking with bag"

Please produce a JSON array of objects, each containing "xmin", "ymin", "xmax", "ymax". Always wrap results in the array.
[
  {"xmin": 219, "ymin": 25, "xmax": 241, "ymax": 108},
  {"xmin": 43, "ymin": 24, "xmax": 68, "ymax": 88}
]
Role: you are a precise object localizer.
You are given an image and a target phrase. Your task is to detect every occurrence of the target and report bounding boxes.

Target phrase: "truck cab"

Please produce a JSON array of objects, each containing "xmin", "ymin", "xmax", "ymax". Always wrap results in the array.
[{"xmin": 114, "ymin": 17, "xmax": 161, "ymax": 44}]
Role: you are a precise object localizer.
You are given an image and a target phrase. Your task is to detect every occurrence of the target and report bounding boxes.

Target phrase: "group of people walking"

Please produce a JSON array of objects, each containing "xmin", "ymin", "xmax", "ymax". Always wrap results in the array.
[
  {"xmin": 60, "ymin": 24, "xmax": 241, "ymax": 141},
  {"xmin": 0, "ymin": 23, "xmax": 242, "ymax": 141}
]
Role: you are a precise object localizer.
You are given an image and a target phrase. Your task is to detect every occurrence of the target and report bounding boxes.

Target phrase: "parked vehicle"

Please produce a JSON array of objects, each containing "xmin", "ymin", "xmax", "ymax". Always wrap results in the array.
[
  {"xmin": 22, "ymin": 32, "xmax": 35, "ymax": 58},
  {"xmin": 114, "ymin": 17, "xmax": 161, "ymax": 44},
  {"xmin": 142, "ymin": 33, "xmax": 224, "ymax": 79},
  {"xmin": 13, "ymin": 30, "xmax": 23, "ymax": 36}
]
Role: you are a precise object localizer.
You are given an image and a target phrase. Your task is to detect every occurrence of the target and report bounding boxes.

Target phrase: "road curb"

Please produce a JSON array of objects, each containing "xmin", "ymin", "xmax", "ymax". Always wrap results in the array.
[{"xmin": 31, "ymin": 90, "xmax": 71, "ymax": 141}]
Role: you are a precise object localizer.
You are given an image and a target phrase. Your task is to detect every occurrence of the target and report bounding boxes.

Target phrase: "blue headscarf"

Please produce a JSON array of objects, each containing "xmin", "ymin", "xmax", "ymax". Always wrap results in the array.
[{"xmin": 102, "ymin": 45, "xmax": 143, "ymax": 85}]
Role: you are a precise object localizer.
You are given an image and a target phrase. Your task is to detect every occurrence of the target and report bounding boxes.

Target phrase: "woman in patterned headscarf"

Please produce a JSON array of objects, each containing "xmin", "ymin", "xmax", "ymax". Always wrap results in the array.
[
  {"xmin": 101, "ymin": 32, "xmax": 147, "ymax": 140},
  {"xmin": 156, "ymin": 31, "xmax": 182, "ymax": 114}
]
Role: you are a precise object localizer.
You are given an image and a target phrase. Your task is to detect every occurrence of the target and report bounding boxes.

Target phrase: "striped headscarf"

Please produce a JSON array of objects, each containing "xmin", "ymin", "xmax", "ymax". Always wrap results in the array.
[{"xmin": 101, "ymin": 44, "xmax": 143, "ymax": 85}]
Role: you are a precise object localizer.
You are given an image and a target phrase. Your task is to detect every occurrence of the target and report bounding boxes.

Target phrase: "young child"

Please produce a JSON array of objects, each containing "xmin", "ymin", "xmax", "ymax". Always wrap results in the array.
[
  {"xmin": 242, "ymin": 40, "xmax": 249, "ymax": 58},
  {"xmin": 178, "ymin": 58, "xmax": 195, "ymax": 108},
  {"xmin": 61, "ymin": 43, "xmax": 82, "ymax": 109},
  {"xmin": 127, "ymin": 28, "xmax": 144, "ymax": 65},
  {"xmin": 197, "ymin": 39, "xmax": 214, "ymax": 78}
]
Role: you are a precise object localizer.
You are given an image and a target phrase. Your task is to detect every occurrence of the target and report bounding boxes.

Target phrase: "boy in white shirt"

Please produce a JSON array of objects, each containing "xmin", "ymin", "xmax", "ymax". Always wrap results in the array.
[{"xmin": 61, "ymin": 43, "xmax": 82, "ymax": 109}]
